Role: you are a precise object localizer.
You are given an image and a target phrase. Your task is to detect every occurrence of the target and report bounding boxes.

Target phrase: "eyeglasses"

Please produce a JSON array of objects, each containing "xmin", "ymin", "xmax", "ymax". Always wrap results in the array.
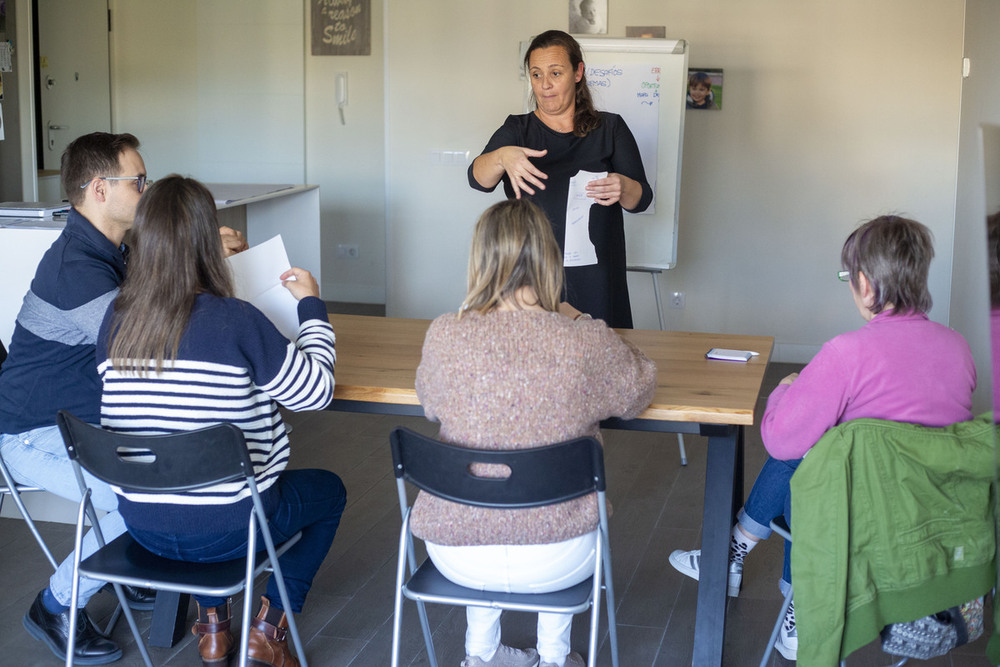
[
  {"xmin": 837, "ymin": 270, "xmax": 851, "ymax": 282},
  {"xmin": 80, "ymin": 175, "xmax": 150, "ymax": 193}
]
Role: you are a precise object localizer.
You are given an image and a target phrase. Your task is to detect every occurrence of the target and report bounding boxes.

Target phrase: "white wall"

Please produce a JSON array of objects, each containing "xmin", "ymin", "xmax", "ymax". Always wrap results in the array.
[
  {"xmin": 384, "ymin": 1, "xmax": 970, "ymax": 367},
  {"xmin": 110, "ymin": 1, "xmax": 305, "ymax": 183},
  {"xmin": 305, "ymin": 2, "xmax": 386, "ymax": 303}
]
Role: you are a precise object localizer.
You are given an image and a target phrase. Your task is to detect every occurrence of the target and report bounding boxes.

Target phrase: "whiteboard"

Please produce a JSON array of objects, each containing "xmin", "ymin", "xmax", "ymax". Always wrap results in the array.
[{"xmin": 576, "ymin": 38, "xmax": 688, "ymax": 270}]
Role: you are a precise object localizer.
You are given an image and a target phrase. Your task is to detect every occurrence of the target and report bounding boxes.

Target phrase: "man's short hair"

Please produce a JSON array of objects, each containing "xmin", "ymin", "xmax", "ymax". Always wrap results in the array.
[{"xmin": 61, "ymin": 132, "xmax": 141, "ymax": 207}]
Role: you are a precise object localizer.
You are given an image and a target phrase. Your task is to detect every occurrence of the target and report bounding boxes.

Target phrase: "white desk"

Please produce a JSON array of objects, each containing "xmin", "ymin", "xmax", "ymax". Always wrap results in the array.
[
  {"xmin": 0, "ymin": 217, "xmax": 66, "ymax": 346},
  {"xmin": 208, "ymin": 184, "xmax": 322, "ymax": 291}
]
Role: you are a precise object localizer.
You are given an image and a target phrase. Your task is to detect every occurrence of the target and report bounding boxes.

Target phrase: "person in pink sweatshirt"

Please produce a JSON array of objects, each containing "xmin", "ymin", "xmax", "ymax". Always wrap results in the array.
[{"xmin": 668, "ymin": 215, "xmax": 976, "ymax": 660}]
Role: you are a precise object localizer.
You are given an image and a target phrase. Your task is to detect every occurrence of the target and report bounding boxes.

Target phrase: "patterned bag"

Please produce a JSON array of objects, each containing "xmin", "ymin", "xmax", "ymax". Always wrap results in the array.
[{"xmin": 880, "ymin": 596, "xmax": 984, "ymax": 660}]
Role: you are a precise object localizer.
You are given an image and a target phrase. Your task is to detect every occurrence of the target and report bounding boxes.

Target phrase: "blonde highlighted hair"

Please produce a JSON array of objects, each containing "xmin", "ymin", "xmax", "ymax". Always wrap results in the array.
[{"xmin": 460, "ymin": 199, "xmax": 563, "ymax": 316}]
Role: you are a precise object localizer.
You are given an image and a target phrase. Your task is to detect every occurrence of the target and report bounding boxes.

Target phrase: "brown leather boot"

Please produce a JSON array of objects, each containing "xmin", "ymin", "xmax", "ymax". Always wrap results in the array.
[
  {"xmin": 191, "ymin": 599, "xmax": 237, "ymax": 667},
  {"xmin": 246, "ymin": 596, "xmax": 300, "ymax": 667}
]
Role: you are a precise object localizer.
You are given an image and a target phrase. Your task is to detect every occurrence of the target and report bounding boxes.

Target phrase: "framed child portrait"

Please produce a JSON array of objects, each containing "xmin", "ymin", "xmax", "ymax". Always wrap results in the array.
[{"xmin": 687, "ymin": 68, "xmax": 723, "ymax": 110}]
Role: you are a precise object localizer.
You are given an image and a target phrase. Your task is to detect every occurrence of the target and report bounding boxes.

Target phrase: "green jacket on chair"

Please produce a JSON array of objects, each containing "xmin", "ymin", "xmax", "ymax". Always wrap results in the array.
[{"xmin": 789, "ymin": 416, "xmax": 996, "ymax": 666}]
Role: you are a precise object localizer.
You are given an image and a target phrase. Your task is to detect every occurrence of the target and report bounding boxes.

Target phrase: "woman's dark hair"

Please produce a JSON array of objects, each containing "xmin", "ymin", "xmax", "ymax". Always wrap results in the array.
[
  {"xmin": 524, "ymin": 30, "xmax": 601, "ymax": 137},
  {"xmin": 840, "ymin": 215, "xmax": 934, "ymax": 315},
  {"xmin": 108, "ymin": 175, "xmax": 233, "ymax": 373}
]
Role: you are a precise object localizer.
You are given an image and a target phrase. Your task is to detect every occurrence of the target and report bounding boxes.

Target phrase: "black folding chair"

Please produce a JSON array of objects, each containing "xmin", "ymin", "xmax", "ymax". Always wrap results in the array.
[
  {"xmin": 56, "ymin": 410, "xmax": 307, "ymax": 667},
  {"xmin": 389, "ymin": 427, "xmax": 619, "ymax": 667}
]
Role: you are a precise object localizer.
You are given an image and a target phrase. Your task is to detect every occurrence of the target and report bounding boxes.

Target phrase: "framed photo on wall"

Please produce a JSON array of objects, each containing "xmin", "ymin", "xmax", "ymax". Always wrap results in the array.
[
  {"xmin": 687, "ymin": 68, "xmax": 723, "ymax": 110},
  {"xmin": 569, "ymin": 0, "xmax": 607, "ymax": 35}
]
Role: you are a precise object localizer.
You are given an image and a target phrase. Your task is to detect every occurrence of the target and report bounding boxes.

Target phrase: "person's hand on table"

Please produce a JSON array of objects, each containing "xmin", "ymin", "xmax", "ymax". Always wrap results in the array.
[
  {"xmin": 219, "ymin": 226, "xmax": 249, "ymax": 256},
  {"xmin": 280, "ymin": 267, "xmax": 320, "ymax": 301},
  {"xmin": 495, "ymin": 146, "xmax": 549, "ymax": 198},
  {"xmin": 586, "ymin": 172, "xmax": 641, "ymax": 209},
  {"xmin": 778, "ymin": 372, "xmax": 799, "ymax": 386}
]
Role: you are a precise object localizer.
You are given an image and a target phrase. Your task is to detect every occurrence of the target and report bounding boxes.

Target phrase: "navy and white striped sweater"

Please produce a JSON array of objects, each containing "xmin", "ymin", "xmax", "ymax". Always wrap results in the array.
[{"xmin": 96, "ymin": 293, "xmax": 335, "ymax": 533}]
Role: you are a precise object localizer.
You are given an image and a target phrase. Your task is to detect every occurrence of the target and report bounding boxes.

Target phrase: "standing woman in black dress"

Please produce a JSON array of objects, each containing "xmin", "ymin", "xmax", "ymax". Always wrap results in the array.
[{"xmin": 468, "ymin": 29, "xmax": 652, "ymax": 328}]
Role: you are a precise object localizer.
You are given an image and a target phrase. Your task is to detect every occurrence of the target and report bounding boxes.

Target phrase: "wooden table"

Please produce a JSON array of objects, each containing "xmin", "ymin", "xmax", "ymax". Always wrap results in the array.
[{"xmin": 328, "ymin": 314, "xmax": 773, "ymax": 666}]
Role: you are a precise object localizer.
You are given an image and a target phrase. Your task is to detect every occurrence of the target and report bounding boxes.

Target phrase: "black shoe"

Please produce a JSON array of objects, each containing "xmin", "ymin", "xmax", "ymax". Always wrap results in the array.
[
  {"xmin": 23, "ymin": 590, "xmax": 123, "ymax": 665},
  {"xmin": 122, "ymin": 585, "xmax": 157, "ymax": 611},
  {"xmin": 101, "ymin": 582, "xmax": 156, "ymax": 611}
]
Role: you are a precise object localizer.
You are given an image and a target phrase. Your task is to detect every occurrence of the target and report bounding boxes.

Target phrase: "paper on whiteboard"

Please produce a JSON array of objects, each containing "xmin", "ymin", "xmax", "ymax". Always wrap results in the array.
[
  {"xmin": 564, "ymin": 170, "xmax": 605, "ymax": 267},
  {"xmin": 226, "ymin": 235, "xmax": 300, "ymax": 340}
]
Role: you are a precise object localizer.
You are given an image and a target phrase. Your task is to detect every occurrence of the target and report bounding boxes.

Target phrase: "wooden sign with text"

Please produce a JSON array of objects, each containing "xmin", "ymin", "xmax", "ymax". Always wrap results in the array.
[{"xmin": 312, "ymin": 0, "xmax": 371, "ymax": 56}]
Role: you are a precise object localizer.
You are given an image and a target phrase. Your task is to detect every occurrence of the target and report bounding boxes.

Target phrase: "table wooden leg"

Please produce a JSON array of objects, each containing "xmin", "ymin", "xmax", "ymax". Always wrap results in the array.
[
  {"xmin": 148, "ymin": 591, "xmax": 190, "ymax": 647},
  {"xmin": 693, "ymin": 424, "xmax": 741, "ymax": 667}
]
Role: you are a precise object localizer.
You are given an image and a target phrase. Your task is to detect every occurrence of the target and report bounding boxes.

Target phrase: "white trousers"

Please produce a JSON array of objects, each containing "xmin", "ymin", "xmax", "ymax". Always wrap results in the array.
[{"xmin": 426, "ymin": 530, "xmax": 598, "ymax": 665}]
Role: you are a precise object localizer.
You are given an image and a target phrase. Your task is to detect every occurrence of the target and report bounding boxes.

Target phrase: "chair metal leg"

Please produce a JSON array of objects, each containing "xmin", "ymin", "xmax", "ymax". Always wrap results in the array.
[
  {"xmin": 0, "ymin": 458, "xmax": 59, "ymax": 570},
  {"xmin": 391, "ymin": 528, "xmax": 407, "ymax": 667},
  {"xmin": 255, "ymin": 514, "xmax": 309, "ymax": 667},
  {"xmin": 588, "ymin": 555, "xmax": 601, "ymax": 667},
  {"xmin": 109, "ymin": 583, "xmax": 153, "ymax": 667},
  {"xmin": 602, "ymin": 538, "xmax": 620, "ymax": 667},
  {"xmin": 416, "ymin": 601, "xmax": 436, "ymax": 667},
  {"xmin": 238, "ymin": 527, "xmax": 256, "ymax": 667},
  {"xmin": 102, "ymin": 602, "xmax": 123, "ymax": 638},
  {"xmin": 759, "ymin": 586, "xmax": 793, "ymax": 667},
  {"xmin": 677, "ymin": 434, "xmax": 688, "ymax": 467},
  {"xmin": 392, "ymin": 513, "xmax": 438, "ymax": 667}
]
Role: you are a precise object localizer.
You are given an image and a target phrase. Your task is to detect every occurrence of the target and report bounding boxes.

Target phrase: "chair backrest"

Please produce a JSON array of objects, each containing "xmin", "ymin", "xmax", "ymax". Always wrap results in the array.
[
  {"xmin": 389, "ymin": 427, "xmax": 605, "ymax": 509},
  {"xmin": 56, "ymin": 410, "xmax": 253, "ymax": 494}
]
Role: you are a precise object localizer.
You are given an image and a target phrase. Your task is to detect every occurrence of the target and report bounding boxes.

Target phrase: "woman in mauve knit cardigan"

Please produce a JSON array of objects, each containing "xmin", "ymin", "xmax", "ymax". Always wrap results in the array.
[{"xmin": 413, "ymin": 199, "xmax": 657, "ymax": 667}]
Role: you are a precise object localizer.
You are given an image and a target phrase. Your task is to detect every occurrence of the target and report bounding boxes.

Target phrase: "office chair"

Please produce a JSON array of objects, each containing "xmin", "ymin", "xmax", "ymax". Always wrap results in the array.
[
  {"xmin": 0, "ymin": 337, "xmax": 59, "ymax": 571},
  {"xmin": 56, "ymin": 410, "xmax": 308, "ymax": 667},
  {"xmin": 389, "ymin": 427, "xmax": 619, "ymax": 667}
]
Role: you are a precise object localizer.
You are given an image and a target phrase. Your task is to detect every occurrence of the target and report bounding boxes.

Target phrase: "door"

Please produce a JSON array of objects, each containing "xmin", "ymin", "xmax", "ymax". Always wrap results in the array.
[{"xmin": 36, "ymin": 0, "xmax": 110, "ymax": 170}]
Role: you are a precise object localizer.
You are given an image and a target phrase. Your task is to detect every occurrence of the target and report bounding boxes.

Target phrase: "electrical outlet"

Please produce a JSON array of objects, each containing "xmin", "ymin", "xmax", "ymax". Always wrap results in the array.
[
  {"xmin": 669, "ymin": 291, "xmax": 685, "ymax": 308},
  {"xmin": 337, "ymin": 244, "xmax": 360, "ymax": 259}
]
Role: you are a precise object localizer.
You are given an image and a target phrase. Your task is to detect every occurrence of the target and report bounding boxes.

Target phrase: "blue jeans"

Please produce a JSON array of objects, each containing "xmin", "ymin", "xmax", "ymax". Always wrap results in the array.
[
  {"xmin": 1, "ymin": 426, "xmax": 128, "ymax": 607},
  {"xmin": 128, "ymin": 469, "xmax": 346, "ymax": 613},
  {"xmin": 737, "ymin": 455, "xmax": 801, "ymax": 592}
]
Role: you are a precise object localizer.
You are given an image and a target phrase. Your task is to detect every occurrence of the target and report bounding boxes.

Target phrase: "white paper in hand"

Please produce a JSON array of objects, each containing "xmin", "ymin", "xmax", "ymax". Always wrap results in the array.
[
  {"xmin": 563, "ymin": 170, "xmax": 605, "ymax": 267},
  {"xmin": 226, "ymin": 235, "xmax": 300, "ymax": 340}
]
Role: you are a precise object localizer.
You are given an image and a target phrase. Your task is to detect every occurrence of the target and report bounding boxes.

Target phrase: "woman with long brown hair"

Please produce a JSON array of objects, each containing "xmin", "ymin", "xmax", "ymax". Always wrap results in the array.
[{"xmin": 96, "ymin": 175, "xmax": 345, "ymax": 667}]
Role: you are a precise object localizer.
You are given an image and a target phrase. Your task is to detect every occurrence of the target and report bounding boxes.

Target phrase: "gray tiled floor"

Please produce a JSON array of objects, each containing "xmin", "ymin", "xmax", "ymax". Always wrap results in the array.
[{"xmin": 0, "ymin": 352, "xmax": 993, "ymax": 665}]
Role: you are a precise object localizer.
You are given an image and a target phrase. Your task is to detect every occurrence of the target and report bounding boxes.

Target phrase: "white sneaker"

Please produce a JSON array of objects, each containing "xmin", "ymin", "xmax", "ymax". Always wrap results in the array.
[
  {"xmin": 539, "ymin": 651, "xmax": 585, "ymax": 667},
  {"xmin": 773, "ymin": 600, "xmax": 797, "ymax": 661},
  {"xmin": 461, "ymin": 644, "xmax": 540, "ymax": 667},
  {"xmin": 668, "ymin": 549, "xmax": 742, "ymax": 597}
]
